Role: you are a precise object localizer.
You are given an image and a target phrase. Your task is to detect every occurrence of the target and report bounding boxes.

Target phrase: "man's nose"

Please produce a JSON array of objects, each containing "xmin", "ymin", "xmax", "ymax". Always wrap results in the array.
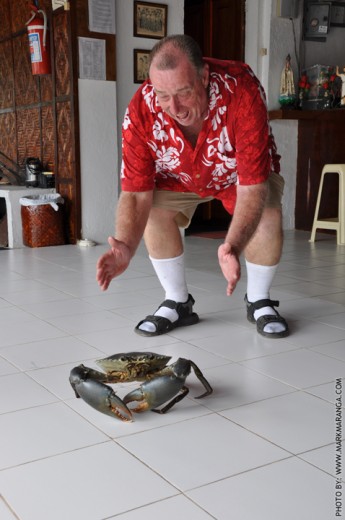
[{"xmin": 169, "ymin": 95, "xmax": 181, "ymax": 116}]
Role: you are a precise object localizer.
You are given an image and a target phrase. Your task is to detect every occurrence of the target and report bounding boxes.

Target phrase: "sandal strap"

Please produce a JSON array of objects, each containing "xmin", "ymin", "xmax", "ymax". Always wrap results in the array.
[
  {"xmin": 256, "ymin": 313, "xmax": 289, "ymax": 339},
  {"xmin": 256, "ymin": 314, "xmax": 286, "ymax": 327},
  {"xmin": 245, "ymin": 294, "xmax": 281, "ymax": 323},
  {"xmin": 158, "ymin": 294, "xmax": 195, "ymax": 319},
  {"xmin": 138, "ymin": 314, "xmax": 172, "ymax": 331},
  {"xmin": 135, "ymin": 295, "xmax": 199, "ymax": 336},
  {"xmin": 249, "ymin": 298, "xmax": 280, "ymax": 311},
  {"xmin": 244, "ymin": 294, "xmax": 289, "ymax": 338}
]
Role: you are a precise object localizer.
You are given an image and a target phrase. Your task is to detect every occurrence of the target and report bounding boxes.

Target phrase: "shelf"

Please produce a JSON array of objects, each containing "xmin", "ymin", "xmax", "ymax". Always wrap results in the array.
[{"xmin": 269, "ymin": 108, "xmax": 345, "ymax": 121}]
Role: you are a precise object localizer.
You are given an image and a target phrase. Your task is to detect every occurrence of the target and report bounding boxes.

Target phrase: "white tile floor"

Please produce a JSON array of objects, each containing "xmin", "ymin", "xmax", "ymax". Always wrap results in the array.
[{"xmin": 0, "ymin": 230, "xmax": 344, "ymax": 520}]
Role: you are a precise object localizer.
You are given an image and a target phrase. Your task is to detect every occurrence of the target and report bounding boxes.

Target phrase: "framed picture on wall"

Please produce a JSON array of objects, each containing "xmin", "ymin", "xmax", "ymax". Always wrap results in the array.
[
  {"xmin": 134, "ymin": 2, "xmax": 168, "ymax": 39},
  {"xmin": 134, "ymin": 49, "xmax": 150, "ymax": 83}
]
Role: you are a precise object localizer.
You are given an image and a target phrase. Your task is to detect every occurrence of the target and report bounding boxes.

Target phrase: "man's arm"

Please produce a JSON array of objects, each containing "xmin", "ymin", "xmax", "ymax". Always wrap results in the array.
[
  {"xmin": 96, "ymin": 190, "xmax": 153, "ymax": 291},
  {"xmin": 115, "ymin": 190, "xmax": 153, "ymax": 256},
  {"xmin": 218, "ymin": 182, "xmax": 267, "ymax": 295}
]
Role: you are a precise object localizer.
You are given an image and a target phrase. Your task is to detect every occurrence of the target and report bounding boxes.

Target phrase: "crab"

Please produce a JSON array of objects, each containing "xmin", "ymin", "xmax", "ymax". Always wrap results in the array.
[{"xmin": 69, "ymin": 351, "xmax": 213, "ymax": 422}]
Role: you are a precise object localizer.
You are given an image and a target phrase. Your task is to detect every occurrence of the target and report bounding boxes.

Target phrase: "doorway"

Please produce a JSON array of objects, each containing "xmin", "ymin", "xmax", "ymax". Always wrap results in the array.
[{"xmin": 184, "ymin": 0, "xmax": 245, "ymax": 234}]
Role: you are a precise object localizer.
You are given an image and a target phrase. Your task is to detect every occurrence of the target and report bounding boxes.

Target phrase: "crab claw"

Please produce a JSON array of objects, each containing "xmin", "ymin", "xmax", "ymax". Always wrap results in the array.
[
  {"xmin": 122, "ymin": 387, "xmax": 151, "ymax": 413},
  {"xmin": 69, "ymin": 365, "xmax": 133, "ymax": 422},
  {"xmin": 123, "ymin": 374, "xmax": 188, "ymax": 413}
]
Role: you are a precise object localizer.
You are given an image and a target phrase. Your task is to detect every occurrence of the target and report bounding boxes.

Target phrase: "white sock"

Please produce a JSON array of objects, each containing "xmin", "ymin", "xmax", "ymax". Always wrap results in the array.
[
  {"xmin": 139, "ymin": 254, "xmax": 189, "ymax": 332},
  {"xmin": 246, "ymin": 260, "xmax": 285, "ymax": 334}
]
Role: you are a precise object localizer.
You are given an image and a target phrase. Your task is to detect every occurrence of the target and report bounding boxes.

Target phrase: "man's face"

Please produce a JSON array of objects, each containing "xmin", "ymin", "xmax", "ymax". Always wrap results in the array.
[{"xmin": 149, "ymin": 55, "xmax": 209, "ymax": 128}]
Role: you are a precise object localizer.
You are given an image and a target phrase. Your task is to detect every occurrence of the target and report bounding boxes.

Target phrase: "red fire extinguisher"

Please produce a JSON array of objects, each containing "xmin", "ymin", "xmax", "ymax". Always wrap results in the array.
[{"xmin": 26, "ymin": 6, "xmax": 51, "ymax": 75}]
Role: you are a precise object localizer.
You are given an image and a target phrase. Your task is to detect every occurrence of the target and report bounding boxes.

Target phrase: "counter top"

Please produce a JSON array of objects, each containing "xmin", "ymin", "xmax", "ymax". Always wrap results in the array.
[{"xmin": 269, "ymin": 108, "xmax": 345, "ymax": 121}]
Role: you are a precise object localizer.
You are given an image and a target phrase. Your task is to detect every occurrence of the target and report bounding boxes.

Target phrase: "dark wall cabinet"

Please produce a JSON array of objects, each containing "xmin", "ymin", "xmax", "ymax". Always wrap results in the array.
[{"xmin": 270, "ymin": 109, "xmax": 345, "ymax": 231}]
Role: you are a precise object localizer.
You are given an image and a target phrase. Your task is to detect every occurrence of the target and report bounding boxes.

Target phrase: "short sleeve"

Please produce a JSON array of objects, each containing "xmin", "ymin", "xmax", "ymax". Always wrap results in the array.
[
  {"xmin": 233, "ymin": 73, "xmax": 271, "ymax": 186},
  {"xmin": 121, "ymin": 101, "xmax": 156, "ymax": 192}
]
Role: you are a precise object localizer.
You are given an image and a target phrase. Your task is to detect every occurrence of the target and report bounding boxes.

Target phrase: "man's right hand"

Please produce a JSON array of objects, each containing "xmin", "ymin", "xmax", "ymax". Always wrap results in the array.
[
  {"xmin": 96, "ymin": 237, "xmax": 131, "ymax": 291},
  {"xmin": 218, "ymin": 242, "xmax": 241, "ymax": 296}
]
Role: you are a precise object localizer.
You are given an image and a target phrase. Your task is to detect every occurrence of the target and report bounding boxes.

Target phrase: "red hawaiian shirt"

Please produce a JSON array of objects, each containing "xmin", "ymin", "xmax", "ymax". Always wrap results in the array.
[{"xmin": 121, "ymin": 57, "xmax": 281, "ymax": 214}]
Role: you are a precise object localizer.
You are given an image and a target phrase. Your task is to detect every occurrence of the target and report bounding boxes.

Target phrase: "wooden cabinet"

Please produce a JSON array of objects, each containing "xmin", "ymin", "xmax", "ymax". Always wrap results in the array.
[{"xmin": 270, "ymin": 109, "xmax": 345, "ymax": 231}]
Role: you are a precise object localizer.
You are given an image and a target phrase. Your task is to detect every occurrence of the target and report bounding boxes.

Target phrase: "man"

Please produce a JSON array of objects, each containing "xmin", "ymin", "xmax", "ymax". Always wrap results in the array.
[{"xmin": 96, "ymin": 34, "xmax": 289, "ymax": 339}]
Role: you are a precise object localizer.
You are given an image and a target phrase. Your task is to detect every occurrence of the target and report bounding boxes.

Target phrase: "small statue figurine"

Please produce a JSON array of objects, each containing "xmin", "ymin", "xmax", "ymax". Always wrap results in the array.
[
  {"xmin": 279, "ymin": 54, "xmax": 296, "ymax": 108},
  {"xmin": 336, "ymin": 66, "xmax": 345, "ymax": 106}
]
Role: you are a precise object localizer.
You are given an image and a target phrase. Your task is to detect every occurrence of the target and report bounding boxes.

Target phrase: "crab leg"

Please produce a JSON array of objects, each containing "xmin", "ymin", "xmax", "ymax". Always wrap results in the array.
[
  {"xmin": 69, "ymin": 365, "xmax": 133, "ymax": 422},
  {"xmin": 152, "ymin": 386, "xmax": 189, "ymax": 414},
  {"xmin": 190, "ymin": 361, "xmax": 213, "ymax": 398}
]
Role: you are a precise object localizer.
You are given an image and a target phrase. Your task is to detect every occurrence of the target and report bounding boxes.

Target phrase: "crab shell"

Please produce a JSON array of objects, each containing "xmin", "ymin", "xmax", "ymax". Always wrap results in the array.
[{"xmin": 96, "ymin": 351, "xmax": 172, "ymax": 381}]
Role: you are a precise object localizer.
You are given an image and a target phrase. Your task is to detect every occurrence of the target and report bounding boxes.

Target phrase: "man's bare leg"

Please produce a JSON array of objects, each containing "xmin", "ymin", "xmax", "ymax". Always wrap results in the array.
[
  {"xmin": 244, "ymin": 207, "xmax": 283, "ymax": 266},
  {"xmin": 244, "ymin": 207, "xmax": 288, "ymax": 337},
  {"xmin": 144, "ymin": 207, "xmax": 184, "ymax": 259},
  {"xmin": 136, "ymin": 207, "xmax": 194, "ymax": 334}
]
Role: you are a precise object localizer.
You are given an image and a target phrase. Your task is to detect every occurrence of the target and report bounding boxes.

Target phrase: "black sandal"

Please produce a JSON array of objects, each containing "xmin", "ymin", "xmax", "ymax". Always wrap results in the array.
[
  {"xmin": 134, "ymin": 294, "xmax": 199, "ymax": 337},
  {"xmin": 245, "ymin": 294, "xmax": 289, "ymax": 339}
]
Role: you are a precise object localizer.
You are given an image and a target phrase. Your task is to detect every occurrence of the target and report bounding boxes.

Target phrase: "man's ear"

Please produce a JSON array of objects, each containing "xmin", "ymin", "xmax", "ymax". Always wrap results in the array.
[{"xmin": 202, "ymin": 63, "xmax": 210, "ymax": 88}]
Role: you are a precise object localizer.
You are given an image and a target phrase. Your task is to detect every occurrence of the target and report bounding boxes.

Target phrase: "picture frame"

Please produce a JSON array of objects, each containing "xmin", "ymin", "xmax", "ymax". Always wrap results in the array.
[
  {"xmin": 134, "ymin": 2, "xmax": 168, "ymax": 39},
  {"xmin": 133, "ymin": 49, "xmax": 150, "ymax": 83},
  {"xmin": 330, "ymin": 2, "xmax": 345, "ymax": 27}
]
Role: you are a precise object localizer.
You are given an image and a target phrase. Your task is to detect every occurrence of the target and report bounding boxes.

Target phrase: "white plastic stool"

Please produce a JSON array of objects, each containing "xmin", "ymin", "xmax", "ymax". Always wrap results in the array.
[{"xmin": 310, "ymin": 164, "xmax": 345, "ymax": 245}]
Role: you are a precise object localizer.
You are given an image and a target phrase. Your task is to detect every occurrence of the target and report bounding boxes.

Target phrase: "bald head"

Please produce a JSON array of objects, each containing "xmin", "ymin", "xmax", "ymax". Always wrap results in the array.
[
  {"xmin": 148, "ymin": 35, "xmax": 209, "ymax": 130},
  {"xmin": 149, "ymin": 34, "xmax": 205, "ymax": 76}
]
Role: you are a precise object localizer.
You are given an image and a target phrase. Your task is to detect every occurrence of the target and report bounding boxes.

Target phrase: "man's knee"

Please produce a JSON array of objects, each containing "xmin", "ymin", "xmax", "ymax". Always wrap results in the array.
[
  {"xmin": 259, "ymin": 206, "xmax": 283, "ymax": 232},
  {"xmin": 265, "ymin": 173, "xmax": 284, "ymax": 210},
  {"xmin": 146, "ymin": 206, "xmax": 179, "ymax": 227}
]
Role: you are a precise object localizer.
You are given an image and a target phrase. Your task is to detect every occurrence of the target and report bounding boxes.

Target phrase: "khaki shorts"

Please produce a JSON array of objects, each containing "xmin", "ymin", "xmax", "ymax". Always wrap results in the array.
[{"xmin": 152, "ymin": 172, "xmax": 285, "ymax": 229}]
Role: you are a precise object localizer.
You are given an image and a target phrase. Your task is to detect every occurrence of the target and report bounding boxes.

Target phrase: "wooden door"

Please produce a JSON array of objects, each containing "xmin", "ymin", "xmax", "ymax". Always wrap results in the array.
[
  {"xmin": 185, "ymin": 0, "xmax": 245, "ymax": 59},
  {"xmin": 184, "ymin": 0, "xmax": 245, "ymax": 232}
]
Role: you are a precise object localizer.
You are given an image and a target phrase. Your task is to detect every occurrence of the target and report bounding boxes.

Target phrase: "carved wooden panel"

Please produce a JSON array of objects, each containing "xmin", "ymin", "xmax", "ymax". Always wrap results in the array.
[
  {"xmin": 0, "ymin": 40, "xmax": 14, "ymax": 109},
  {"xmin": 9, "ymin": 0, "xmax": 52, "ymax": 33},
  {"xmin": 54, "ymin": 12, "xmax": 71, "ymax": 97},
  {"xmin": 13, "ymin": 34, "xmax": 39, "ymax": 107},
  {"xmin": 0, "ymin": 1, "xmax": 10, "ymax": 38},
  {"xmin": 0, "ymin": 113, "xmax": 16, "ymax": 161},
  {"xmin": 42, "ymin": 105, "xmax": 55, "ymax": 171},
  {"xmin": 58, "ymin": 182, "xmax": 76, "ymax": 242},
  {"xmin": 53, "ymin": 7, "xmax": 81, "ymax": 243},
  {"xmin": 56, "ymin": 101, "xmax": 73, "ymax": 178},
  {"xmin": 41, "ymin": 75, "xmax": 54, "ymax": 103},
  {"xmin": 16, "ymin": 108, "xmax": 41, "ymax": 166},
  {"xmin": 9, "ymin": 0, "xmax": 28, "ymax": 33}
]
